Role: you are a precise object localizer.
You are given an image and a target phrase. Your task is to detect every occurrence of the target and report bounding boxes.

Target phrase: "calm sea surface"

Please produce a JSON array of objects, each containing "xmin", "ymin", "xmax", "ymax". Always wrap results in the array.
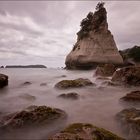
[{"xmin": 0, "ymin": 68, "xmax": 139, "ymax": 139}]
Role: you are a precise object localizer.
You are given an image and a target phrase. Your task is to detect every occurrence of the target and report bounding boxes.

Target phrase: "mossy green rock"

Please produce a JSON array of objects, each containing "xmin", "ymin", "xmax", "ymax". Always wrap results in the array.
[
  {"xmin": 55, "ymin": 78, "xmax": 94, "ymax": 89},
  {"xmin": 49, "ymin": 123, "xmax": 125, "ymax": 140},
  {"xmin": 0, "ymin": 105, "xmax": 67, "ymax": 130}
]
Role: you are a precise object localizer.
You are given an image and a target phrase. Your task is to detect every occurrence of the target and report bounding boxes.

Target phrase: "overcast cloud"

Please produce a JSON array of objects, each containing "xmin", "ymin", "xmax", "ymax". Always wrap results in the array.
[{"xmin": 0, "ymin": 1, "xmax": 140, "ymax": 67}]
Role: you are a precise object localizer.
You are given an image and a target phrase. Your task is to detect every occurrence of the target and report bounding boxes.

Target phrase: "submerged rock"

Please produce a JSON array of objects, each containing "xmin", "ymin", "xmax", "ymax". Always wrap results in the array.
[
  {"xmin": 121, "ymin": 91, "xmax": 140, "ymax": 102},
  {"xmin": 95, "ymin": 64, "xmax": 116, "ymax": 77},
  {"xmin": 65, "ymin": 2, "xmax": 123, "ymax": 69},
  {"xmin": 58, "ymin": 92, "xmax": 79, "ymax": 100},
  {"xmin": 18, "ymin": 93, "xmax": 36, "ymax": 101},
  {"xmin": 0, "ymin": 74, "xmax": 8, "ymax": 88},
  {"xmin": 49, "ymin": 123, "xmax": 125, "ymax": 140},
  {"xmin": 0, "ymin": 105, "xmax": 67, "ymax": 130},
  {"xmin": 40, "ymin": 83, "xmax": 47, "ymax": 86},
  {"xmin": 112, "ymin": 66, "xmax": 140, "ymax": 86},
  {"xmin": 116, "ymin": 108, "xmax": 140, "ymax": 140},
  {"xmin": 55, "ymin": 78, "xmax": 94, "ymax": 89},
  {"xmin": 22, "ymin": 81, "xmax": 32, "ymax": 86}
]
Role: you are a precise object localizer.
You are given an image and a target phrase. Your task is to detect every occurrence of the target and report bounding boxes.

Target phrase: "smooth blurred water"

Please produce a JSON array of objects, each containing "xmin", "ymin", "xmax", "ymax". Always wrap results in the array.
[{"xmin": 0, "ymin": 68, "xmax": 139, "ymax": 140}]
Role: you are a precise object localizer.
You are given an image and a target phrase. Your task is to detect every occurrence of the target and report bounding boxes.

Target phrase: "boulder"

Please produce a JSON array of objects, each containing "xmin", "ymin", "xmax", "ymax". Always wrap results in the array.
[
  {"xmin": 116, "ymin": 108, "xmax": 140, "ymax": 140},
  {"xmin": 121, "ymin": 91, "xmax": 140, "ymax": 102},
  {"xmin": 65, "ymin": 2, "xmax": 123, "ymax": 69},
  {"xmin": 95, "ymin": 64, "xmax": 116, "ymax": 76},
  {"xmin": 55, "ymin": 78, "xmax": 94, "ymax": 89},
  {"xmin": 0, "ymin": 74, "xmax": 8, "ymax": 88},
  {"xmin": 49, "ymin": 123, "xmax": 125, "ymax": 140},
  {"xmin": 112, "ymin": 66, "xmax": 140, "ymax": 86},
  {"xmin": 0, "ymin": 105, "xmax": 67, "ymax": 130},
  {"xmin": 40, "ymin": 83, "xmax": 47, "ymax": 86},
  {"xmin": 58, "ymin": 92, "xmax": 79, "ymax": 100}
]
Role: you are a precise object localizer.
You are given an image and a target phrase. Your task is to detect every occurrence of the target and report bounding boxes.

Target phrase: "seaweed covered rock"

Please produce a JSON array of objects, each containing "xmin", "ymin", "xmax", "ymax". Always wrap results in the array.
[
  {"xmin": 116, "ymin": 108, "xmax": 140, "ymax": 140},
  {"xmin": 0, "ymin": 105, "xmax": 67, "ymax": 130},
  {"xmin": 121, "ymin": 91, "xmax": 140, "ymax": 102},
  {"xmin": 65, "ymin": 2, "xmax": 123, "ymax": 69},
  {"xmin": 49, "ymin": 123, "xmax": 125, "ymax": 140},
  {"xmin": 112, "ymin": 66, "xmax": 140, "ymax": 86},
  {"xmin": 58, "ymin": 92, "xmax": 79, "ymax": 100},
  {"xmin": 95, "ymin": 64, "xmax": 116, "ymax": 77},
  {"xmin": 0, "ymin": 74, "xmax": 8, "ymax": 88},
  {"xmin": 55, "ymin": 78, "xmax": 94, "ymax": 89}
]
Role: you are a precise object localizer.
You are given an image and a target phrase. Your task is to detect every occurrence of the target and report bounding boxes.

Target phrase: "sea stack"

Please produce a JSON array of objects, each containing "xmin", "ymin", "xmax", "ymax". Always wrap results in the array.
[{"xmin": 65, "ymin": 2, "xmax": 123, "ymax": 69}]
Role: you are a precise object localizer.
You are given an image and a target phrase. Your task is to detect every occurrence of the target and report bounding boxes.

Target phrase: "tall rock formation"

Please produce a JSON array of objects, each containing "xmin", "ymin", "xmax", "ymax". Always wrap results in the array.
[{"xmin": 65, "ymin": 2, "xmax": 123, "ymax": 69}]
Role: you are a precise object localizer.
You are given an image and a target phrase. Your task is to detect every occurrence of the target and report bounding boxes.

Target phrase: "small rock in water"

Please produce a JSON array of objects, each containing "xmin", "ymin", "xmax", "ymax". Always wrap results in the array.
[
  {"xmin": 22, "ymin": 81, "xmax": 32, "ymax": 86},
  {"xmin": 49, "ymin": 123, "xmax": 125, "ymax": 140},
  {"xmin": 40, "ymin": 83, "xmax": 47, "ymax": 86},
  {"xmin": 0, "ymin": 74, "xmax": 8, "ymax": 88},
  {"xmin": 0, "ymin": 105, "xmax": 67, "ymax": 130},
  {"xmin": 95, "ymin": 64, "xmax": 117, "ymax": 77},
  {"xmin": 121, "ymin": 91, "xmax": 140, "ymax": 102},
  {"xmin": 116, "ymin": 108, "xmax": 140, "ymax": 140},
  {"xmin": 55, "ymin": 78, "xmax": 94, "ymax": 89},
  {"xmin": 58, "ymin": 92, "xmax": 79, "ymax": 100}
]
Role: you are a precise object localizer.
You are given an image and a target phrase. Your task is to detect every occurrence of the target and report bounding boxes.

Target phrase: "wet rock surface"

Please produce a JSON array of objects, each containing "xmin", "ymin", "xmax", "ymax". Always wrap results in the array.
[
  {"xmin": 0, "ymin": 74, "xmax": 8, "ymax": 88},
  {"xmin": 58, "ymin": 92, "xmax": 79, "ymax": 100},
  {"xmin": 112, "ymin": 66, "xmax": 140, "ymax": 86},
  {"xmin": 121, "ymin": 91, "xmax": 140, "ymax": 102},
  {"xmin": 0, "ymin": 105, "xmax": 67, "ymax": 130},
  {"xmin": 55, "ymin": 78, "xmax": 94, "ymax": 89},
  {"xmin": 49, "ymin": 123, "xmax": 125, "ymax": 140},
  {"xmin": 116, "ymin": 108, "xmax": 140, "ymax": 140},
  {"xmin": 95, "ymin": 64, "xmax": 116, "ymax": 77}
]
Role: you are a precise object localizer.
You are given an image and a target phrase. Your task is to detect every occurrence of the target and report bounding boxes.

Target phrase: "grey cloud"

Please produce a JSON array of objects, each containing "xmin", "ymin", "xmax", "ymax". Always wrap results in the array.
[{"xmin": 0, "ymin": 1, "xmax": 139, "ymax": 67}]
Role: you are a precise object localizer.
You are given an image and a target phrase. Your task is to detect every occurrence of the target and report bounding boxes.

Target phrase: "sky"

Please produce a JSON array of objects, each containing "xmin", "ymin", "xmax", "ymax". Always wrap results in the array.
[{"xmin": 0, "ymin": 1, "xmax": 140, "ymax": 68}]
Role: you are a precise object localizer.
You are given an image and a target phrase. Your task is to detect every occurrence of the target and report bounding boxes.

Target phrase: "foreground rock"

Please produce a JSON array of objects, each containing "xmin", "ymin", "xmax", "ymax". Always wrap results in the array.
[
  {"xmin": 95, "ymin": 64, "xmax": 116, "ymax": 76},
  {"xmin": 65, "ymin": 2, "xmax": 123, "ymax": 69},
  {"xmin": 0, "ymin": 105, "xmax": 66, "ymax": 130},
  {"xmin": 58, "ymin": 92, "xmax": 79, "ymax": 100},
  {"xmin": 55, "ymin": 78, "xmax": 94, "ymax": 89},
  {"xmin": 112, "ymin": 66, "xmax": 140, "ymax": 86},
  {"xmin": 121, "ymin": 91, "xmax": 140, "ymax": 102},
  {"xmin": 0, "ymin": 74, "xmax": 8, "ymax": 88},
  {"xmin": 49, "ymin": 123, "xmax": 125, "ymax": 140},
  {"xmin": 116, "ymin": 108, "xmax": 140, "ymax": 140}
]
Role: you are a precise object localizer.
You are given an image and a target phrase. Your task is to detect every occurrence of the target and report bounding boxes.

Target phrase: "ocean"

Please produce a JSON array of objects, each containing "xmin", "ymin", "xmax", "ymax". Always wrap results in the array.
[{"xmin": 0, "ymin": 68, "xmax": 139, "ymax": 139}]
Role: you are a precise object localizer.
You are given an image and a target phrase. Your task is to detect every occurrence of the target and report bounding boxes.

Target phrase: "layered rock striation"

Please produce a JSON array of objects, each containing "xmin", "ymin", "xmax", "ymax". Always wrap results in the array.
[{"xmin": 65, "ymin": 2, "xmax": 123, "ymax": 69}]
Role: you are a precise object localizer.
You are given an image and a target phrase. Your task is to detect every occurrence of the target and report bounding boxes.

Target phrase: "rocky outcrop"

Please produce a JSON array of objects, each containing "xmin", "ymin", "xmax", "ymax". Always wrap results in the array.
[
  {"xmin": 55, "ymin": 78, "xmax": 94, "ymax": 89},
  {"xmin": 65, "ymin": 2, "xmax": 123, "ymax": 69},
  {"xmin": 119, "ymin": 45, "xmax": 140, "ymax": 66},
  {"xmin": 95, "ymin": 64, "xmax": 116, "ymax": 77},
  {"xmin": 0, "ymin": 74, "xmax": 8, "ymax": 88},
  {"xmin": 112, "ymin": 66, "xmax": 140, "ymax": 86},
  {"xmin": 49, "ymin": 123, "xmax": 125, "ymax": 140},
  {"xmin": 58, "ymin": 92, "xmax": 79, "ymax": 100},
  {"xmin": 116, "ymin": 108, "xmax": 140, "ymax": 140},
  {"xmin": 0, "ymin": 105, "xmax": 67, "ymax": 130},
  {"xmin": 121, "ymin": 91, "xmax": 140, "ymax": 102}
]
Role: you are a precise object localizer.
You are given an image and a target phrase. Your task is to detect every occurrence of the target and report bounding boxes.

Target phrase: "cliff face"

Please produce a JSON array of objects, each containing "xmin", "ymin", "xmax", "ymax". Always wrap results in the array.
[{"xmin": 65, "ymin": 3, "xmax": 123, "ymax": 69}]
